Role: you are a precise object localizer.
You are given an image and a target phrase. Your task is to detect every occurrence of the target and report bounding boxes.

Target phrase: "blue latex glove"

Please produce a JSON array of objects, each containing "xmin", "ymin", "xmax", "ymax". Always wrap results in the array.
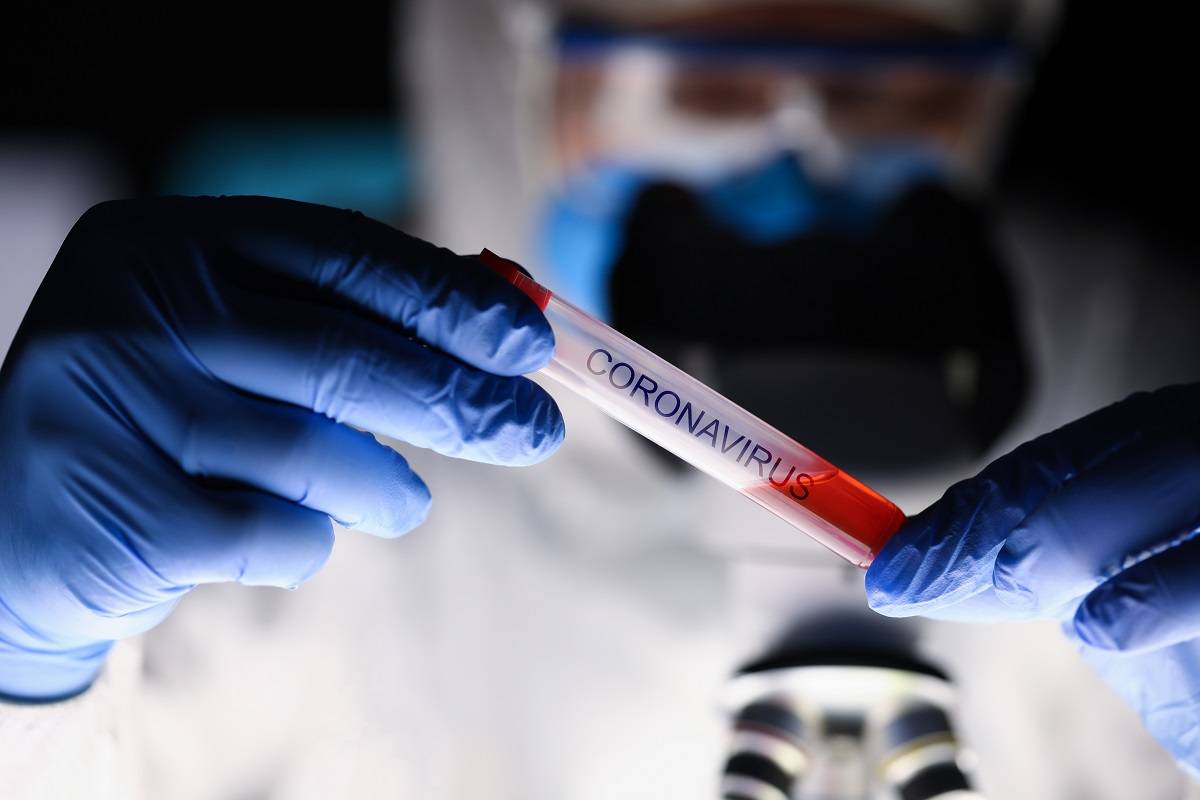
[
  {"xmin": 866, "ymin": 384, "xmax": 1200, "ymax": 773},
  {"xmin": 0, "ymin": 197, "xmax": 563, "ymax": 701}
]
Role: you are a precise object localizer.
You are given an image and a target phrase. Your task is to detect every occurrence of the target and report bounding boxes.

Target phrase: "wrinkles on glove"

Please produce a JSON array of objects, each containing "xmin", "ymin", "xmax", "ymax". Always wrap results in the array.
[
  {"xmin": 867, "ymin": 386, "xmax": 1200, "ymax": 620},
  {"xmin": 0, "ymin": 197, "xmax": 567, "ymax": 700}
]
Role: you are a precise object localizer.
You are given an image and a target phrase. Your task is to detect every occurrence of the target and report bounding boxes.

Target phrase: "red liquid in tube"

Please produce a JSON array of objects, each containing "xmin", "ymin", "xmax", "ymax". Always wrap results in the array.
[
  {"xmin": 743, "ymin": 471, "xmax": 905, "ymax": 563},
  {"xmin": 478, "ymin": 248, "xmax": 906, "ymax": 566}
]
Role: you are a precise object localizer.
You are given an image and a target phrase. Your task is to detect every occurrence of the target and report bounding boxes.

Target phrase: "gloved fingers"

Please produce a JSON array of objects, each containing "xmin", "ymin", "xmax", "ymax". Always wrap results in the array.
[
  {"xmin": 186, "ymin": 292, "xmax": 564, "ymax": 466},
  {"xmin": 53, "ymin": 599, "xmax": 184, "ymax": 645},
  {"xmin": 986, "ymin": 385, "xmax": 1200, "ymax": 490},
  {"xmin": 1079, "ymin": 638, "xmax": 1200, "ymax": 775},
  {"xmin": 157, "ymin": 484, "xmax": 336, "ymax": 589},
  {"xmin": 64, "ymin": 451, "xmax": 336, "ymax": 592},
  {"xmin": 868, "ymin": 384, "xmax": 1200, "ymax": 618},
  {"xmin": 200, "ymin": 196, "xmax": 555, "ymax": 376},
  {"xmin": 1074, "ymin": 533, "xmax": 1200, "ymax": 653},
  {"xmin": 172, "ymin": 391, "xmax": 431, "ymax": 539},
  {"xmin": 993, "ymin": 434, "xmax": 1200, "ymax": 616},
  {"xmin": 871, "ymin": 584, "xmax": 1031, "ymax": 622},
  {"xmin": 866, "ymin": 475, "xmax": 1014, "ymax": 617}
]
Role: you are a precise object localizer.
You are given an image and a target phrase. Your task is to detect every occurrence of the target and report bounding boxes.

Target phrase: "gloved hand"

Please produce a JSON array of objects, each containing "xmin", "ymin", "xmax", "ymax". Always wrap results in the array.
[
  {"xmin": 866, "ymin": 384, "xmax": 1200, "ymax": 773},
  {"xmin": 0, "ymin": 197, "xmax": 563, "ymax": 701}
]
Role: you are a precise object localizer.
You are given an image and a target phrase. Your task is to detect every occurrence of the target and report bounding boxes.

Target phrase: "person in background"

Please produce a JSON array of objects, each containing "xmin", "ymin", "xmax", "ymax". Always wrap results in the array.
[{"xmin": 2, "ymin": 1, "xmax": 1199, "ymax": 797}]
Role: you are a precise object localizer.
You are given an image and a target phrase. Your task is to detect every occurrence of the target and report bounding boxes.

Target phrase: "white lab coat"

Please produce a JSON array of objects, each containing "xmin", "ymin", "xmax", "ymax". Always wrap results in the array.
[{"xmin": 3, "ymin": 1, "xmax": 1200, "ymax": 795}]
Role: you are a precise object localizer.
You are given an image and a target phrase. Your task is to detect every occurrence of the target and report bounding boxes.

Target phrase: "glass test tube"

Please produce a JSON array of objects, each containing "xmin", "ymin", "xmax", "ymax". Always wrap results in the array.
[{"xmin": 479, "ymin": 250, "xmax": 905, "ymax": 567}]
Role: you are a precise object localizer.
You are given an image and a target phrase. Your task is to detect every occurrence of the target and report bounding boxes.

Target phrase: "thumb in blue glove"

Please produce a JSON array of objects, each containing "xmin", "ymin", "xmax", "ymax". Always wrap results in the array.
[
  {"xmin": 0, "ymin": 197, "xmax": 564, "ymax": 701},
  {"xmin": 866, "ymin": 384, "xmax": 1200, "ymax": 772}
]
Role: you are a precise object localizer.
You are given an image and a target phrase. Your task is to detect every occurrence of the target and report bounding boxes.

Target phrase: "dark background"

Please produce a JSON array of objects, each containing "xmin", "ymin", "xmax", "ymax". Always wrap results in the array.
[
  {"xmin": 1, "ymin": 1, "xmax": 396, "ymax": 193},
  {"xmin": 1, "ymin": 0, "xmax": 1196, "ymax": 255}
]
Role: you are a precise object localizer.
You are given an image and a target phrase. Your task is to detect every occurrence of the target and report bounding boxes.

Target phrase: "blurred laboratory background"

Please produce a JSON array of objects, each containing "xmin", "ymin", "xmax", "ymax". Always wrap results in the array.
[{"xmin": 3, "ymin": 1, "xmax": 1200, "ymax": 798}]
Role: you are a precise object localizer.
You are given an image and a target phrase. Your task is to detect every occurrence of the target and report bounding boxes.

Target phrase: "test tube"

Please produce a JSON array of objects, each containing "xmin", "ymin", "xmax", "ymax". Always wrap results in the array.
[{"xmin": 479, "ymin": 250, "xmax": 905, "ymax": 567}]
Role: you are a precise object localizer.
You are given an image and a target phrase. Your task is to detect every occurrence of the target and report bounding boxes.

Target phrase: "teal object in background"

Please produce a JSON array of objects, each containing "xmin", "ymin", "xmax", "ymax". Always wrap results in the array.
[{"xmin": 161, "ymin": 117, "xmax": 412, "ymax": 221}]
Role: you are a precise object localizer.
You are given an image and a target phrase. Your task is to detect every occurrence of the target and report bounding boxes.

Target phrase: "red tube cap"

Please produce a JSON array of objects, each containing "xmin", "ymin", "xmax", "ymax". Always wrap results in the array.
[{"xmin": 478, "ymin": 249, "xmax": 552, "ymax": 311}]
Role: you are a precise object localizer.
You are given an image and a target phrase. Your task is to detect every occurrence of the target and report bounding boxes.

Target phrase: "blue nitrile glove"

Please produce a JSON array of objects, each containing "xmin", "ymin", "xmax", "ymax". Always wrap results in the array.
[
  {"xmin": 0, "ymin": 197, "xmax": 563, "ymax": 701},
  {"xmin": 866, "ymin": 383, "xmax": 1200, "ymax": 773}
]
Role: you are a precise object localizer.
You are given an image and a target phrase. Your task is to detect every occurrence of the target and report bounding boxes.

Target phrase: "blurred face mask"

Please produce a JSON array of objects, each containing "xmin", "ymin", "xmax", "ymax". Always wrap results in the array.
[
  {"xmin": 535, "ymin": 22, "xmax": 1027, "ymax": 471},
  {"xmin": 537, "ymin": 25, "xmax": 1014, "ymax": 319},
  {"xmin": 538, "ymin": 145, "xmax": 946, "ymax": 319}
]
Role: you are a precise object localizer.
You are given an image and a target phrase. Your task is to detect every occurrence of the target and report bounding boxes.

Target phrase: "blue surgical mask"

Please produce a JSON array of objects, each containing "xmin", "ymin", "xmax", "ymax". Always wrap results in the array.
[
  {"xmin": 537, "ymin": 144, "xmax": 946, "ymax": 320},
  {"xmin": 820, "ymin": 142, "xmax": 949, "ymax": 233},
  {"xmin": 537, "ymin": 162, "xmax": 647, "ymax": 320}
]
